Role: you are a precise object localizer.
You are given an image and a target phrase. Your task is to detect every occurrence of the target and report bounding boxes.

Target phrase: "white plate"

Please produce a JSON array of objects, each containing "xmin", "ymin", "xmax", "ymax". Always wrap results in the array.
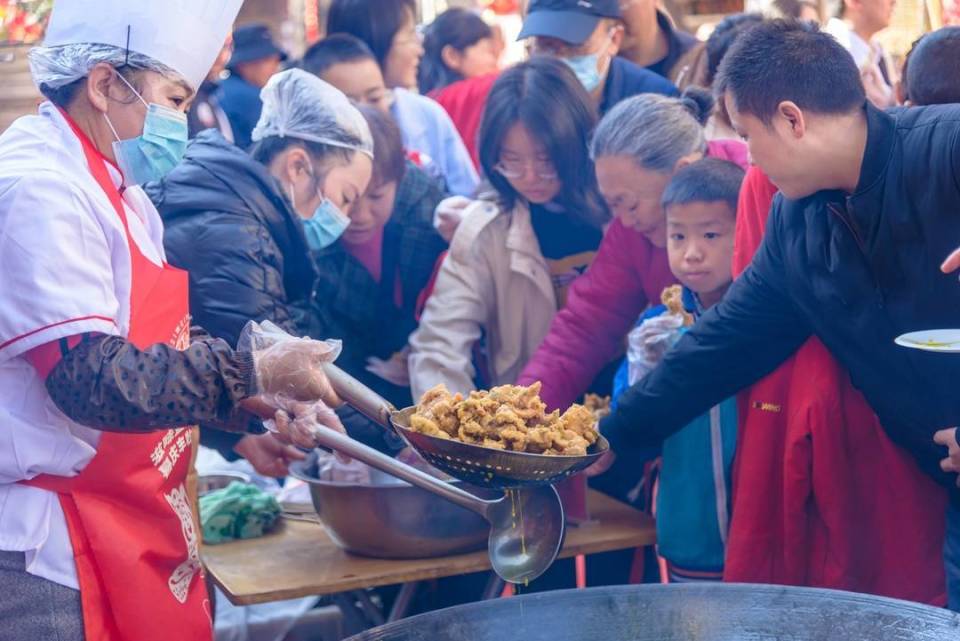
[{"xmin": 894, "ymin": 329, "xmax": 960, "ymax": 353}]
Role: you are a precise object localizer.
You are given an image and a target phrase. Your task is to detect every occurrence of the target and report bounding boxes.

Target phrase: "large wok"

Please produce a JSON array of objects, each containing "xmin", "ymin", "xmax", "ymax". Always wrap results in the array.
[{"xmin": 344, "ymin": 584, "xmax": 960, "ymax": 640}]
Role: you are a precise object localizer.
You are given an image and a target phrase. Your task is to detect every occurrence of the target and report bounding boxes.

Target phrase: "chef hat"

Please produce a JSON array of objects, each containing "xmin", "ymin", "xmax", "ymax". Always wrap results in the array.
[
  {"xmin": 252, "ymin": 69, "xmax": 374, "ymax": 159},
  {"xmin": 30, "ymin": 0, "xmax": 243, "ymax": 92}
]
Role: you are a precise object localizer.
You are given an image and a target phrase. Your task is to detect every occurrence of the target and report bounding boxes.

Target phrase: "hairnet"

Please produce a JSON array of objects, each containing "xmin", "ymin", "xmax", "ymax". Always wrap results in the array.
[
  {"xmin": 28, "ymin": 43, "xmax": 184, "ymax": 91},
  {"xmin": 251, "ymin": 68, "xmax": 374, "ymax": 158}
]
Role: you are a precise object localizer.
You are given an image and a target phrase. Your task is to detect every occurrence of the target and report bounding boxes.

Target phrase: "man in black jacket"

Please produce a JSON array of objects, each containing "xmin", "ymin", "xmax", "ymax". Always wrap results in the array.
[{"xmin": 601, "ymin": 20, "xmax": 960, "ymax": 607}]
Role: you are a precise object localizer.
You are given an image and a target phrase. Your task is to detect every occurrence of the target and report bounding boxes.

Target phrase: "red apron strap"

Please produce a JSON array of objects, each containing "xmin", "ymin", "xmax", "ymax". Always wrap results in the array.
[{"xmin": 58, "ymin": 109, "xmax": 133, "ymax": 236}]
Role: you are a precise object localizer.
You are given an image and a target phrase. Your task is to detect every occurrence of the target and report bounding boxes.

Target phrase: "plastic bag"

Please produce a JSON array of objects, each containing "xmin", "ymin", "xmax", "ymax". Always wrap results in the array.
[
  {"xmin": 626, "ymin": 313, "xmax": 686, "ymax": 386},
  {"xmin": 315, "ymin": 450, "xmax": 372, "ymax": 484}
]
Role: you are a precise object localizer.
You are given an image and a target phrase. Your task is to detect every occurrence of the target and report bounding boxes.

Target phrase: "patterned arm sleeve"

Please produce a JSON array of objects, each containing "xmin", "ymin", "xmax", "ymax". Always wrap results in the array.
[{"xmin": 46, "ymin": 333, "xmax": 260, "ymax": 433}]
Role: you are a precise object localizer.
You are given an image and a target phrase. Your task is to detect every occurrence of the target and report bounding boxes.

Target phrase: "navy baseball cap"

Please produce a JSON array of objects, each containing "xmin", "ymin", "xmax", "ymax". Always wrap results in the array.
[
  {"xmin": 228, "ymin": 24, "xmax": 288, "ymax": 68},
  {"xmin": 518, "ymin": 0, "xmax": 622, "ymax": 46}
]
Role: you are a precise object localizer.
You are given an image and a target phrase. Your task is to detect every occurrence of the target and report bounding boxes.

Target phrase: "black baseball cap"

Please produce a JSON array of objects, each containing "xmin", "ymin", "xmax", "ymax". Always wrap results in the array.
[
  {"xmin": 228, "ymin": 24, "xmax": 288, "ymax": 68},
  {"xmin": 518, "ymin": 0, "xmax": 622, "ymax": 46}
]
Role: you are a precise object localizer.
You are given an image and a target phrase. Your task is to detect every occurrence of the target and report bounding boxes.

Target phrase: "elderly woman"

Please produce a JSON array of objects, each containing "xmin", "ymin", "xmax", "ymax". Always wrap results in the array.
[
  {"xmin": 0, "ymin": 4, "xmax": 345, "ymax": 639},
  {"xmin": 517, "ymin": 88, "xmax": 748, "ymax": 411},
  {"xmin": 149, "ymin": 69, "xmax": 375, "ymax": 474}
]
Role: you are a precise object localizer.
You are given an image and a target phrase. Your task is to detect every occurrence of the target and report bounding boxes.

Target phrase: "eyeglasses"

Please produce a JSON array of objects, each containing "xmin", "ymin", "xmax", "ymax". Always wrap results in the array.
[{"xmin": 494, "ymin": 158, "xmax": 559, "ymax": 181}]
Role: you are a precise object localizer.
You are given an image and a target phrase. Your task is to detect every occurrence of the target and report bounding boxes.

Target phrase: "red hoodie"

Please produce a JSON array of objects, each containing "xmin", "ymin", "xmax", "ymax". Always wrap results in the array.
[
  {"xmin": 430, "ymin": 73, "xmax": 498, "ymax": 171},
  {"xmin": 724, "ymin": 166, "xmax": 947, "ymax": 605}
]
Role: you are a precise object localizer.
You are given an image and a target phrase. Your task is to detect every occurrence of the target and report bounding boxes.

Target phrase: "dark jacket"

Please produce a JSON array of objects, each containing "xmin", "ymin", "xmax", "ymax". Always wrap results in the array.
[
  {"xmin": 600, "ymin": 56, "xmax": 678, "ymax": 116},
  {"xmin": 604, "ymin": 103, "xmax": 960, "ymax": 501},
  {"xmin": 188, "ymin": 79, "xmax": 234, "ymax": 142},
  {"xmin": 147, "ymin": 130, "xmax": 317, "ymax": 456},
  {"xmin": 638, "ymin": 10, "xmax": 700, "ymax": 81},
  {"xmin": 302, "ymin": 162, "xmax": 448, "ymax": 411},
  {"xmin": 217, "ymin": 74, "xmax": 263, "ymax": 150}
]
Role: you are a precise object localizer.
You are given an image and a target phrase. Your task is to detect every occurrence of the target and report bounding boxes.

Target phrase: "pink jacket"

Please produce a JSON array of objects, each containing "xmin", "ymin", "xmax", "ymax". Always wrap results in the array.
[{"xmin": 517, "ymin": 140, "xmax": 748, "ymax": 410}]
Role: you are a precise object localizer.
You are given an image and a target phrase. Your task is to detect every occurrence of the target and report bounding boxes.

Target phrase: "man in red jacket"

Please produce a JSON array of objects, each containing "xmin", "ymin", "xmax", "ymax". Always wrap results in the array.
[{"xmin": 725, "ymin": 166, "xmax": 947, "ymax": 605}]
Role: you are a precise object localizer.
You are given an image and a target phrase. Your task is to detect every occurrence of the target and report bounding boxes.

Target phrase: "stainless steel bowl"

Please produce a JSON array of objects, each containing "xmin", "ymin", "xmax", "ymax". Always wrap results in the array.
[{"xmin": 290, "ymin": 452, "xmax": 494, "ymax": 559}]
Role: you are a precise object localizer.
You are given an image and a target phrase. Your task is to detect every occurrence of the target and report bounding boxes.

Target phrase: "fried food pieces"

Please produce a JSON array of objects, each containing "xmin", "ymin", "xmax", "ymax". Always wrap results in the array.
[
  {"xmin": 410, "ymin": 383, "xmax": 599, "ymax": 456},
  {"xmin": 583, "ymin": 394, "xmax": 611, "ymax": 421},
  {"xmin": 661, "ymin": 285, "xmax": 694, "ymax": 327}
]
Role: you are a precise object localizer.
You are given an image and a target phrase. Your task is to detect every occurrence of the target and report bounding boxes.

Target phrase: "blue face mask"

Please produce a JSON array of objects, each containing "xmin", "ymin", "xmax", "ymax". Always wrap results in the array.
[
  {"xmin": 103, "ymin": 73, "xmax": 188, "ymax": 185},
  {"xmin": 561, "ymin": 33, "xmax": 614, "ymax": 94},
  {"xmin": 563, "ymin": 53, "xmax": 603, "ymax": 93},
  {"xmin": 302, "ymin": 199, "xmax": 351, "ymax": 251}
]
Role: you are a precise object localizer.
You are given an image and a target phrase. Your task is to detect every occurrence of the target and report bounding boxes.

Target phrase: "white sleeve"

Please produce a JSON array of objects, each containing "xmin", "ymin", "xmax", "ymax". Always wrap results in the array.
[{"xmin": 0, "ymin": 172, "xmax": 121, "ymax": 362}]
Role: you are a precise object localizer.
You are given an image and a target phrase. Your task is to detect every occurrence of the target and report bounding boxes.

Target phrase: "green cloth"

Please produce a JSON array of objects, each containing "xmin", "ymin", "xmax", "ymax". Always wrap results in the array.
[{"xmin": 199, "ymin": 481, "xmax": 281, "ymax": 544}]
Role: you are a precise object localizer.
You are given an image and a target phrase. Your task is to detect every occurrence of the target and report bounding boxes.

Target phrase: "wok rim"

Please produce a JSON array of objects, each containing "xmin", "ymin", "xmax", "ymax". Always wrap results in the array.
[{"xmin": 343, "ymin": 583, "xmax": 960, "ymax": 641}]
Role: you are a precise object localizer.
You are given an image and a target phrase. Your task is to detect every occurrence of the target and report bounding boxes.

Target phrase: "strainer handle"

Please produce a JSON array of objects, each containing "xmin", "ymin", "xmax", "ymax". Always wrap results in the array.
[
  {"xmin": 322, "ymin": 363, "xmax": 397, "ymax": 430},
  {"xmin": 310, "ymin": 427, "xmax": 495, "ymax": 516}
]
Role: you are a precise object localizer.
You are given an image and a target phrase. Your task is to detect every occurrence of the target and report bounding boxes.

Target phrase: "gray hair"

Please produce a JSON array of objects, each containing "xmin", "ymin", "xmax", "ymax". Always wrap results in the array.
[
  {"xmin": 29, "ymin": 43, "xmax": 183, "ymax": 92},
  {"xmin": 590, "ymin": 87, "xmax": 715, "ymax": 173}
]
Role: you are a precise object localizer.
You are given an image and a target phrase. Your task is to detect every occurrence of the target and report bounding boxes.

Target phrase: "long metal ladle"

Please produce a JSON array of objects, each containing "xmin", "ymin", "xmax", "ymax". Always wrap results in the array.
[{"xmin": 310, "ymin": 366, "xmax": 565, "ymax": 585}]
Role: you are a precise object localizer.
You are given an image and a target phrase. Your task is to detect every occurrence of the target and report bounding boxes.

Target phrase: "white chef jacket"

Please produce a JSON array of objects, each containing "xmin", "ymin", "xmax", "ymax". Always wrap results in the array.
[{"xmin": 0, "ymin": 102, "xmax": 167, "ymax": 589}]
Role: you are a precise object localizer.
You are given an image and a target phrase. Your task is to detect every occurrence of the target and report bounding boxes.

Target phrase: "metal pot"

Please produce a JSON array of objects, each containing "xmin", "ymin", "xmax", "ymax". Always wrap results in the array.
[
  {"xmin": 290, "ymin": 452, "xmax": 495, "ymax": 559},
  {"xmin": 344, "ymin": 584, "xmax": 960, "ymax": 640}
]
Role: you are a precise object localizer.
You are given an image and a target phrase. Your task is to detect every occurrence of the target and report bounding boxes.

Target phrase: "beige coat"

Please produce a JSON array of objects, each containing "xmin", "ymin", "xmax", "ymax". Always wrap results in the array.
[{"xmin": 408, "ymin": 198, "xmax": 556, "ymax": 401}]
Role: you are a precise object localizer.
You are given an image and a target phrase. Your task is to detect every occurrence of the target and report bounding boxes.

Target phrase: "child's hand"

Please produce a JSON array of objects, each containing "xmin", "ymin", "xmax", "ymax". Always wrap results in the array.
[{"xmin": 942, "ymin": 247, "xmax": 960, "ymax": 275}]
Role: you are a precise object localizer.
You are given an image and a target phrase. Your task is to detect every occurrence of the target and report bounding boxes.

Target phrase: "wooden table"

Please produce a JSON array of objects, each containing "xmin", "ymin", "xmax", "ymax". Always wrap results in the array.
[{"xmin": 204, "ymin": 489, "xmax": 656, "ymax": 607}]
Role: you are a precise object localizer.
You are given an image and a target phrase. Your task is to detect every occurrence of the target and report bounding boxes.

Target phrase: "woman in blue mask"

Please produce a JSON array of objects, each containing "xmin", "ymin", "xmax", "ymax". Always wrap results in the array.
[
  {"xmin": 0, "ymin": 4, "xmax": 348, "ymax": 640},
  {"xmin": 151, "ymin": 69, "xmax": 378, "ymax": 469}
]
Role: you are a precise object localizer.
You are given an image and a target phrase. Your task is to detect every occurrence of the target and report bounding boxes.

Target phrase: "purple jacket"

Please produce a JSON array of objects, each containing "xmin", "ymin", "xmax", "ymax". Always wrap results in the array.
[{"xmin": 517, "ymin": 140, "xmax": 749, "ymax": 410}]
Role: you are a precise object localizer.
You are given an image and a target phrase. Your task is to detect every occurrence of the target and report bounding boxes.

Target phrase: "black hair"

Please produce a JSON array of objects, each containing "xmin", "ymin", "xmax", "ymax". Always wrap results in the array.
[
  {"xmin": 417, "ymin": 8, "xmax": 493, "ymax": 95},
  {"xmin": 714, "ymin": 20, "xmax": 865, "ymax": 124},
  {"xmin": 39, "ymin": 65, "xmax": 143, "ymax": 109},
  {"xmin": 704, "ymin": 13, "xmax": 765, "ymax": 86},
  {"xmin": 661, "ymin": 158, "xmax": 746, "ymax": 214},
  {"xmin": 249, "ymin": 137, "xmax": 355, "ymax": 173},
  {"xmin": 478, "ymin": 56, "xmax": 607, "ymax": 228},
  {"xmin": 300, "ymin": 34, "xmax": 377, "ymax": 77},
  {"xmin": 326, "ymin": 0, "xmax": 417, "ymax": 70},
  {"xmin": 904, "ymin": 27, "xmax": 960, "ymax": 106},
  {"xmin": 357, "ymin": 104, "xmax": 407, "ymax": 187}
]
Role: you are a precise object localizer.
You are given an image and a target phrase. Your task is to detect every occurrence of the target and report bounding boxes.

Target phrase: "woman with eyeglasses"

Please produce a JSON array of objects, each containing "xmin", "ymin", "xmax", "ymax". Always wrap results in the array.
[{"xmin": 408, "ymin": 57, "xmax": 607, "ymax": 400}]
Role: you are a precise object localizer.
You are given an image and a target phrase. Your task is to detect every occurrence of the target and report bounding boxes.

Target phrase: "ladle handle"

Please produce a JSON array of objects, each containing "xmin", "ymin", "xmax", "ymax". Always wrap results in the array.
[
  {"xmin": 323, "ymin": 363, "xmax": 396, "ymax": 430},
  {"xmin": 310, "ymin": 427, "xmax": 494, "ymax": 516}
]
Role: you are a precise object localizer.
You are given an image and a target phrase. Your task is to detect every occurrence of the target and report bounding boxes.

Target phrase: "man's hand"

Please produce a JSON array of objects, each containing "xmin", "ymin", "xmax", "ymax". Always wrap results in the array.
[
  {"xmin": 942, "ymin": 247, "xmax": 960, "ymax": 275},
  {"xmin": 233, "ymin": 432, "xmax": 306, "ymax": 478},
  {"xmin": 934, "ymin": 428, "xmax": 960, "ymax": 486}
]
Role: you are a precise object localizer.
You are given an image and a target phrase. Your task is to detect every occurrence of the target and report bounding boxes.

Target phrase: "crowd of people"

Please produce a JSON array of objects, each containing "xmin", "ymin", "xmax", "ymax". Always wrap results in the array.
[{"xmin": 1, "ymin": 0, "xmax": 960, "ymax": 636}]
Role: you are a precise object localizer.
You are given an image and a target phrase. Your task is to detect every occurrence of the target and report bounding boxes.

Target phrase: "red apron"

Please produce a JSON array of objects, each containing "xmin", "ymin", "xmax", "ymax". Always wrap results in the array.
[{"xmin": 23, "ymin": 115, "xmax": 211, "ymax": 640}]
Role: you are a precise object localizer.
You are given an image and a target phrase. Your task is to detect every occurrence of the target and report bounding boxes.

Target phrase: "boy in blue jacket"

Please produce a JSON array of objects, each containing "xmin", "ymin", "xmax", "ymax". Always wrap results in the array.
[{"xmin": 611, "ymin": 158, "xmax": 745, "ymax": 581}]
